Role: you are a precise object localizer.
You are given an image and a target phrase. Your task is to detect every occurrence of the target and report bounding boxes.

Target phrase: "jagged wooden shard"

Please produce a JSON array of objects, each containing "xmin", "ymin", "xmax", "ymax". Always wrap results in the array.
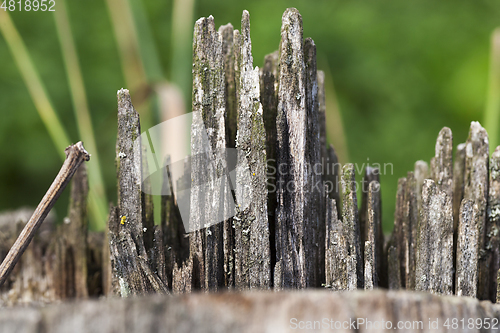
[
  {"xmin": 233, "ymin": 10, "xmax": 270, "ymax": 289},
  {"xmin": 415, "ymin": 179, "xmax": 453, "ymax": 295},
  {"xmin": 463, "ymin": 122, "xmax": 489, "ymax": 300},
  {"xmin": 456, "ymin": 199, "xmax": 479, "ymax": 297},
  {"xmin": 325, "ymin": 199, "xmax": 348, "ymax": 291},
  {"xmin": 274, "ymin": 8, "xmax": 308, "ymax": 289},
  {"xmin": 341, "ymin": 164, "xmax": 363, "ymax": 289}
]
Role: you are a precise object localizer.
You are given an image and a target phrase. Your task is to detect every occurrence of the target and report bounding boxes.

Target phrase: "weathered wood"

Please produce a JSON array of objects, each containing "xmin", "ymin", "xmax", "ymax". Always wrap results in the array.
[
  {"xmin": 463, "ymin": 121, "xmax": 490, "ymax": 300},
  {"xmin": 0, "ymin": 209, "xmax": 56, "ymax": 305},
  {"xmin": 219, "ymin": 23, "xmax": 237, "ymax": 289},
  {"xmin": 341, "ymin": 164, "xmax": 363, "ymax": 289},
  {"xmin": 172, "ymin": 258, "xmax": 193, "ymax": 294},
  {"xmin": 431, "ymin": 127, "xmax": 453, "ymax": 199},
  {"xmin": 318, "ymin": 70, "xmax": 327, "ymax": 177},
  {"xmin": 387, "ymin": 245, "xmax": 401, "ymax": 290},
  {"xmin": 364, "ymin": 241, "xmax": 374, "ymax": 290},
  {"xmin": 452, "ymin": 143, "xmax": 466, "ymax": 296},
  {"xmin": 405, "ymin": 171, "xmax": 418, "ymax": 290},
  {"xmin": 111, "ymin": 89, "xmax": 167, "ymax": 296},
  {"xmin": 141, "ymin": 147, "xmax": 155, "ymax": 272},
  {"xmin": 456, "ymin": 199, "xmax": 479, "ymax": 297},
  {"xmin": 319, "ymin": 75, "xmax": 341, "ymax": 221},
  {"xmin": 414, "ymin": 160, "xmax": 429, "ymax": 220},
  {"xmin": 219, "ymin": 23, "xmax": 237, "ymax": 149},
  {"xmin": 359, "ymin": 167, "xmax": 379, "ymax": 259},
  {"xmin": 233, "ymin": 10, "xmax": 270, "ymax": 290},
  {"xmin": 488, "ymin": 146, "xmax": 500, "ymax": 301},
  {"xmin": 453, "ymin": 143, "xmax": 466, "ymax": 235},
  {"xmin": 190, "ymin": 15, "xmax": 227, "ymax": 291},
  {"xmin": 259, "ymin": 50, "xmax": 279, "ymax": 287},
  {"xmin": 102, "ymin": 205, "xmax": 114, "ymax": 296},
  {"xmin": 325, "ymin": 198, "xmax": 348, "ymax": 291},
  {"xmin": 304, "ymin": 37, "xmax": 323, "ymax": 287},
  {"xmin": 51, "ymin": 163, "xmax": 89, "ymax": 299},
  {"xmin": 161, "ymin": 159, "xmax": 189, "ymax": 290},
  {"xmin": 274, "ymin": 8, "xmax": 308, "ymax": 289},
  {"xmin": 497, "ymin": 269, "xmax": 500, "ymax": 303},
  {"xmin": 2, "ymin": 290, "xmax": 500, "ymax": 333},
  {"xmin": 393, "ymin": 177, "xmax": 407, "ymax": 288},
  {"xmin": 86, "ymin": 231, "xmax": 104, "ymax": 297},
  {"xmin": 415, "ymin": 179, "xmax": 453, "ymax": 295},
  {"xmin": 364, "ymin": 181, "xmax": 381, "ymax": 289},
  {"xmin": 0, "ymin": 142, "xmax": 90, "ymax": 287},
  {"xmin": 116, "ymin": 90, "xmax": 147, "ymax": 256},
  {"xmin": 325, "ymin": 144, "xmax": 341, "ymax": 218}
]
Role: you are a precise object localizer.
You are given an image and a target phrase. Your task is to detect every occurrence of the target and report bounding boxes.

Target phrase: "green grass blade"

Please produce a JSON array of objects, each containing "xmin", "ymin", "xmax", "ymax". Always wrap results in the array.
[
  {"xmin": 0, "ymin": 11, "xmax": 71, "ymax": 160},
  {"xmin": 170, "ymin": 0, "xmax": 195, "ymax": 104},
  {"xmin": 127, "ymin": 0, "xmax": 164, "ymax": 82},
  {"xmin": 103, "ymin": 0, "xmax": 153, "ymax": 128},
  {"xmin": 484, "ymin": 28, "xmax": 500, "ymax": 153},
  {"xmin": 53, "ymin": 0, "xmax": 109, "ymax": 230}
]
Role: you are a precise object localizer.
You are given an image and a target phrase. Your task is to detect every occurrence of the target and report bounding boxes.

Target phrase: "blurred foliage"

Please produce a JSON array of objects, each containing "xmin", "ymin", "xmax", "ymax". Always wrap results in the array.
[{"xmin": 1, "ymin": 0, "xmax": 500, "ymax": 232}]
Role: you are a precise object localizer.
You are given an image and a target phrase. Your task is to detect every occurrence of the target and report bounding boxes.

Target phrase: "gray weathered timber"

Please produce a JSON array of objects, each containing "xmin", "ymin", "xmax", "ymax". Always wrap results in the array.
[
  {"xmin": 388, "ymin": 245, "xmax": 401, "ymax": 290},
  {"xmin": 190, "ymin": 15, "xmax": 227, "ymax": 291},
  {"xmin": 141, "ymin": 146, "xmax": 155, "ymax": 269},
  {"xmin": 463, "ymin": 121, "xmax": 490, "ymax": 300},
  {"xmin": 161, "ymin": 160, "xmax": 189, "ymax": 290},
  {"xmin": 405, "ymin": 171, "xmax": 418, "ymax": 290},
  {"xmin": 453, "ymin": 143, "xmax": 466, "ymax": 234},
  {"xmin": 0, "ymin": 209, "xmax": 57, "ymax": 305},
  {"xmin": 414, "ymin": 160, "xmax": 429, "ymax": 221},
  {"xmin": 498, "ymin": 269, "xmax": 500, "ymax": 303},
  {"xmin": 259, "ymin": 50, "xmax": 279, "ymax": 286},
  {"xmin": 364, "ymin": 181, "xmax": 381, "ymax": 289},
  {"xmin": 3, "ymin": 290, "xmax": 500, "ymax": 333},
  {"xmin": 415, "ymin": 179, "xmax": 453, "ymax": 295},
  {"xmin": 452, "ymin": 143, "xmax": 466, "ymax": 296},
  {"xmin": 431, "ymin": 127, "xmax": 453, "ymax": 199},
  {"xmin": 341, "ymin": 164, "xmax": 363, "ymax": 289},
  {"xmin": 393, "ymin": 177, "xmax": 407, "ymax": 289},
  {"xmin": 456, "ymin": 199, "xmax": 479, "ymax": 297},
  {"xmin": 102, "ymin": 205, "xmax": 113, "ymax": 296},
  {"xmin": 116, "ymin": 89, "xmax": 147, "ymax": 258},
  {"xmin": 488, "ymin": 146, "xmax": 500, "ymax": 301},
  {"xmin": 304, "ymin": 37, "xmax": 323, "ymax": 287},
  {"xmin": 219, "ymin": 23, "xmax": 237, "ymax": 289},
  {"xmin": 112, "ymin": 89, "xmax": 168, "ymax": 296},
  {"xmin": 233, "ymin": 10, "xmax": 270, "ymax": 290},
  {"xmin": 51, "ymin": 164, "xmax": 89, "ymax": 299},
  {"xmin": 108, "ymin": 204, "xmax": 168, "ymax": 296},
  {"xmin": 364, "ymin": 240, "xmax": 374, "ymax": 290},
  {"xmin": 274, "ymin": 8, "xmax": 308, "ymax": 289},
  {"xmin": 318, "ymin": 70, "xmax": 327, "ymax": 176},
  {"xmin": 172, "ymin": 258, "xmax": 193, "ymax": 294},
  {"xmin": 325, "ymin": 198, "xmax": 348, "ymax": 291},
  {"xmin": 219, "ymin": 23, "xmax": 237, "ymax": 149},
  {"xmin": 325, "ymin": 144, "xmax": 341, "ymax": 219},
  {"xmin": 359, "ymin": 167, "xmax": 379, "ymax": 259}
]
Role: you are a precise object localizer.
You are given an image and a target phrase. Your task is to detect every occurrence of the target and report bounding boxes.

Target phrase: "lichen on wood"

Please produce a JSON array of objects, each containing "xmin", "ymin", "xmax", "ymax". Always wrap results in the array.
[
  {"xmin": 341, "ymin": 164, "xmax": 363, "ymax": 289},
  {"xmin": 233, "ymin": 10, "xmax": 270, "ymax": 290},
  {"xmin": 415, "ymin": 179, "xmax": 453, "ymax": 295},
  {"xmin": 274, "ymin": 8, "xmax": 308, "ymax": 289}
]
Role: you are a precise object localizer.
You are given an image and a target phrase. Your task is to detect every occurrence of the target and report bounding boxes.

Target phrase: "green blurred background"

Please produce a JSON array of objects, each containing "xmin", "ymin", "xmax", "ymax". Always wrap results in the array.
[{"xmin": 1, "ymin": 0, "xmax": 500, "ymax": 232}]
